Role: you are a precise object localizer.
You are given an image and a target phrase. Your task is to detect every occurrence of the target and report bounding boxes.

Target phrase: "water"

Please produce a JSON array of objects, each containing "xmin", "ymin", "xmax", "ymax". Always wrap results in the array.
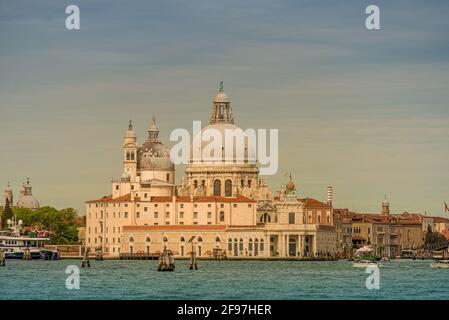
[{"xmin": 0, "ymin": 259, "xmax": 448, "ymax": 299}]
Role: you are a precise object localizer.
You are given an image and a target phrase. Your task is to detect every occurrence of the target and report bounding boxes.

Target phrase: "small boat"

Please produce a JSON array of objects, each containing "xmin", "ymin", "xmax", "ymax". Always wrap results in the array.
[
  {"xmin": 431, "ymin": 260, "xmax": 449, "ymax": 269},
  {"xmin": 352, "ymin": 246, "xmax": 381, "ymax": 268},
  {"xmin": 353, "ymin": 257, "xmax": 382, "ymax": 268}
]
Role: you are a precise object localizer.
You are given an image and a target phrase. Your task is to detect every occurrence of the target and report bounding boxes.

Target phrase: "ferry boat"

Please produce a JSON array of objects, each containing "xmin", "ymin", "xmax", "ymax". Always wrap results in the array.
[{"xmin": 0, "ymin": 219, "xmax": 57, "ymax": 260}]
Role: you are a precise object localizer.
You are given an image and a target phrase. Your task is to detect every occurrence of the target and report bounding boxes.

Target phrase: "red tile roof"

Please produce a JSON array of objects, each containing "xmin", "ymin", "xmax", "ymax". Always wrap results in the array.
[
  {"xmin": 86, "ymin": 194, "xmax": 255, "ymax": 204},
  {"xmin": 301, "ymin": 198, "xmax": 331, "ymax": 208}
]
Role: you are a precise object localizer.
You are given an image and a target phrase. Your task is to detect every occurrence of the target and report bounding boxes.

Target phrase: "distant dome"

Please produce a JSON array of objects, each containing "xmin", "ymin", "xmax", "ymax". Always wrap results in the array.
[{"xmin": 17, "ymin": 195, "xmax": 39, "ymax": 210}]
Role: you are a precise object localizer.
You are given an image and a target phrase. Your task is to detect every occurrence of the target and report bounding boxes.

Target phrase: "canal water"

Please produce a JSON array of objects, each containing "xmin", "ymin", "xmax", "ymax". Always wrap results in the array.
[{"xmin": 0, "ymin": 259, "xmax": 448, "ymax": 299}]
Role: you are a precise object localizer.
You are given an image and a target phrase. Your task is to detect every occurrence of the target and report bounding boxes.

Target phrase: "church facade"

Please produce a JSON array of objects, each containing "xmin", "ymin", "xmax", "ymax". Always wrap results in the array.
[{"xmin": 85, "ymin": 85, "xmax": 336, "ymax": 258}]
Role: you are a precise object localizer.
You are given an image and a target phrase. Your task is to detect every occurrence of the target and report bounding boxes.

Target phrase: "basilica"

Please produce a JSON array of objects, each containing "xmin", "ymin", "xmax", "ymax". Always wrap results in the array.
[{"xmin": 85, "ymin": 84, "xmax": 336, "ymax": 258}]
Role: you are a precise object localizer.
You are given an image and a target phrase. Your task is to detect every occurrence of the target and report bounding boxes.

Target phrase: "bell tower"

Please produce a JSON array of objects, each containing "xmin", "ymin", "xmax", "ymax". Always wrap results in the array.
[
  {"xmin": 381, "ymin": 195, "xmax": 390, "ymax": 215},
  {"xmin": 123, "ymin": 120, "xmax": 137, "ymax": 180}
]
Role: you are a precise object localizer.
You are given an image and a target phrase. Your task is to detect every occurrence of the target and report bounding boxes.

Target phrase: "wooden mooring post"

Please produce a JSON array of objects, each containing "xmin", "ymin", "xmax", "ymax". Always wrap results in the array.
[
  {"xmin": 23, "ymin": 248, "xmax": 32, "ymax": 260},
  {"xmin": 0, "ymin": 249, "xmax": 5, "ymax": 266},
  {"xmin": 95, "ymin": 246, "xmax": 103, "ymax": 261},
  {"xmin": 81, "ymin": 247, "xmax": 91, "ymax": 268},
  {"xmin": 189, "ymin": 243, "xmax": 198, "ymax": 270}
]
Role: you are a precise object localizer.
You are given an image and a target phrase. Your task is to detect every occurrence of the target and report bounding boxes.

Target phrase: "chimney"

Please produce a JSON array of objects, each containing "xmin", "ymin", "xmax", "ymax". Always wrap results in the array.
[{"xmin": 327, "ymin": 186, "xmax": 333, "ymax": 206}]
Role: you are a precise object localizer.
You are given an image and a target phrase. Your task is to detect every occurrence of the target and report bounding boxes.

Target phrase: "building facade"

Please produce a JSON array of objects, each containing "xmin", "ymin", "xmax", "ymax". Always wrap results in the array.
[{"xmin": 85, "ymin": 85, "xmax": 336, "ymax": 258}]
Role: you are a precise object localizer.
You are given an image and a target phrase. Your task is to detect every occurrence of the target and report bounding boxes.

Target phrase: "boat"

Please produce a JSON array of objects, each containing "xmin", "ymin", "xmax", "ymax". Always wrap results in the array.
[
  {"xmin": 431, "ymin": 260, "xmax": 449, "ymax": 268},
  {"xmin": 352, "ymin": 246, "xmax": 382, "ymax": 268},
  {"xmin": 0, "ymin": 219, "xmax": 56, "ymax": 260}
]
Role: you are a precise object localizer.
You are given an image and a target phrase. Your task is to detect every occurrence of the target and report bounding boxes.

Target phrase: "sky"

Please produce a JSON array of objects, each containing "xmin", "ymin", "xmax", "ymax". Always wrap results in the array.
[{"xmin": 0, "ymin": 0, "xmax": 448, "ymax": 216}]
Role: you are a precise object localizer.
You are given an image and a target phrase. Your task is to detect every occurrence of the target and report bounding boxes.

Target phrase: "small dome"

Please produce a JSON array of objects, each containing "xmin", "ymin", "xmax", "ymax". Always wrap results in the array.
[
  {"xmin": 17, "ymin": 195, "xmax": 39, "ymax": 210},
  {"xmin": 121, "ymin": 172, "xmax": 131, "ymax": 181},
  {"xmin": 286, "ymin": 181, "xmax": 295, "ymax": 191},
  {"xmin": 213, "ymin": 91, "xmax": 230, "ymax": 104}
]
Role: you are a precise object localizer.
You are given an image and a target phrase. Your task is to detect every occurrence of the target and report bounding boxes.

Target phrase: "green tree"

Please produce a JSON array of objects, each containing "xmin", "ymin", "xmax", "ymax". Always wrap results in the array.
[
  {"xmin": 1, "ymin": 198, "xmax": 13, "ymax": 229},
  {"xmin": 11, "ymin": 206, "xmax": 80, "ymax": 244},
  {"xmin": 425, "ymin": 225, "xmax": 434, "ymax": 245}
]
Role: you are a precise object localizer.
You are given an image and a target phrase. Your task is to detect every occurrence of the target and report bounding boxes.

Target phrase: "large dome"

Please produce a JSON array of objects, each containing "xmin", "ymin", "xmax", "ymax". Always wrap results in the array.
[
  {"xmin": 190, "ymin": 123, "xmax": 256, "ymax": 164},
  {"xmin": 17, "ymin": 195, "xmax": 40, "ymax": 210}
]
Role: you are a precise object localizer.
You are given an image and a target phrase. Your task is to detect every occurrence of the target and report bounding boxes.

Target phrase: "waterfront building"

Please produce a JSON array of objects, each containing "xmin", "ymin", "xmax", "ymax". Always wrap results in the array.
[
  {"xmin": 334, "ymin": 199, "xmax": 425, "ymax": 257},
  {"xmin": 85, "ymin": 85, "xmax": 336, "ymax": 258}
]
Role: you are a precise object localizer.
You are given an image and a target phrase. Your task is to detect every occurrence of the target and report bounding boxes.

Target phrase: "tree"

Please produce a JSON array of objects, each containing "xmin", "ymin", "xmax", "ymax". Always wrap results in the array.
[
  {"xmin": 12, "ymin": 206, "xmax": 80, "ymax": 244},
  {"xmin": 425, "ymin": 225, "xmax": 434, "ymax": 245},
  {"xmin": 1, "ymin": 198, "xmax": 13, "ymax": 229}
]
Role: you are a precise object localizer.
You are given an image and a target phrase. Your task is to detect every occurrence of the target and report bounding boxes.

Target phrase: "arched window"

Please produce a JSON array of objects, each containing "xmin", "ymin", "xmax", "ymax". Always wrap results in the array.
[
  {"xmin": 215, "ymin": 237, "xmax": 221, "ymax": 243},
  {"xmin": 166, "ymin": 173, "xmax": 170, "ymax": 182},
  {"xmin": 228, "ymin": 238, "xmax": 232, "ymax": 251},
  {"xmin": 162, "ymin": 236, "xmax": 168, "ymax": 242},
  {"xmin": 248, "ymin": 239, "xmax": 253, "ymax": 252},
  {"xmin": 193, "ymin": 180, "xmax": 198, "ymax": 189},
  {"xmin": 248, "ymin": 180, "xmax": 252, "ymax": 188},
  {"xmin": 239, "ymin": 239, "xmax": 244, "ymax": 251},
  {"xmin": 260, "ymin": 239, "xmax": 264, "ymax": 251},
  {"xmin": 260, "ymin": 212, "xmax": 271, "ymax": 223},
  {"xmin": 255, "ymin": 239, "xmax": 259, "ymax": 256},
  {"xmin": 219, "ymin": 211, "xmax": 225, "ymax": 222},
  {"xmin": 214, "ymin": 179, "xmax": 221, "ymax": 196},
  {"xmin": 197, "ymin": 236, "xmax": 203, "ymax": 242},
  {"xmin": 225, "ymin": 179, "xmax": 232, "ymax": 197},
  {"xmin": 180, "ymin": 236, "xmax": 185, "ymax": 242},
  {"xmin": 145, "ymin": 237, "xmax": 151, "ymax": 243},
  {"xmin": 129, "ymin": 237, "xmax": 134, "ymax": 243}
]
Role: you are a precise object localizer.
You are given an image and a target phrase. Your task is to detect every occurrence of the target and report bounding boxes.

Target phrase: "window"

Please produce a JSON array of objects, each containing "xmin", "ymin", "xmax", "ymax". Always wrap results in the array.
[
  {"xmin": 154, "ymin": 212, "xmax": 158, "ymax": 218},
  {"xmin": 125, "ymin": 212, "xmax": 128, "ymax": 219},
  {"xmin": 219, "ymin": 211, "xmax": 225, "ymax": 222},
  {"xmin": 225, "ymin": 179, "xmax": 232, "ymax": 197},
  {"xmin": 166, "ymin": 203, "xmax": 170, "ymax": 207},
  {"xmin": 144, "ymin": 207, "xmax": 148, "ymax": 212},
  {"xmin": 207, "ymin": 212, "xmax": 212, "ymax": 219},
  {"xmin": 260, "ymin": 239, "xmax": 264, "ymax": 251},
  {"xmin": 144, "ymin": 193, "xmax": 147, "ymax": 198},
  {"xmin": 166, "ymin": 173, "xmax": 170, "ymax": 182},
  {"xmin": 208, "ymin": 204, "xmax": 211, "ymax": 208},
  {"xmin": 233, "ymin": 204, "xmax": 237, "ymax": 208},
  {"xmin": 239, "ymin": 239, "xmax": 244, "ymax": 251},
  {"xmin": 193, "ymin": 180, "xmax": 198, "ymax": 189},
  {"xmin": 193, "ymin": 212, "xmax": 198, "ymax": 219},
  {"xmin": 136, "ymin": 212, "xmax": 140, "ymax": 219},
  {"xmin": 220, "ymin": 204, "xmax": 224, "ymax": 208},
  {"xmin": 228, "ymin": 239, "xmax": 232, "ymax": 251},
  {"xmin": 213, "ymin": 179, "xmax": 221, "ymax": 196},
  {"xmin": 115, "ymin": 185, "xmax": 119, "ymax": 190},
  {"xmin": 289, "ymin": 212, "xmax": 295, "ymax": 224},
  {"xmin": 318, "ymin": 215, "xmax": 321, "ymax": 224},
  {"xmin": 248, "ymin": 239, "xmax": 253, "ymax": 251},
  {"xmin": 260, "ymin": 212, "xmax": 271, "ymax": 223},
  {"xmin": 194, "ymin": 204, "xmax": 198, "ymax": 208},
  {"xmin": 180, "ymin": 204, "xmax": 184, "ymax": 209},
  {"xmin": 180, "ymin": 212, "xmax": 184, "ymax": 219},
  {"xmin": 165, "ymin": 212, "xmax": 170, "ymax": 219},
  {"xmin": 248, "ymin": 204, "xmax": 252, "ymax": 208}
]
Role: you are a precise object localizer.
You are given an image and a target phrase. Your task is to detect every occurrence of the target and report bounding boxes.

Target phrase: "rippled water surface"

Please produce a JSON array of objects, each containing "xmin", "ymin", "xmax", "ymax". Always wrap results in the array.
[{"xmin": 0, "ymin": 259, "xmax": 448, "ymax": 299}]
